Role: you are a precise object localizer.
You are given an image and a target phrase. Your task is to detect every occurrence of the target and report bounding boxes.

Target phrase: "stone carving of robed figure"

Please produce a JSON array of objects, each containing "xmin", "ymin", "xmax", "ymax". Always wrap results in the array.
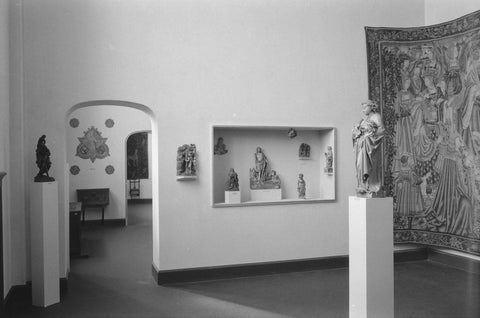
[
  {"xmin": 352, "ymin": 100, "xmax": 384, "ymax": 196},
  {"xmin": 34, "ymin": 135, "xmax": 55, "ymax": 182}
]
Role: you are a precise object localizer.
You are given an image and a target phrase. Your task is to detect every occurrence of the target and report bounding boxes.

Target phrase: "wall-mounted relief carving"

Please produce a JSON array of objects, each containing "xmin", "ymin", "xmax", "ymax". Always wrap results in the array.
[
  {"xmin": 70, "ymin": 165, "xmax": 80, "ymax": 175},
  {"xmin": 105, "ymin": 165, "xmax": 115, "ymax": 175},
  {"xmin": 76, "ymin": 126, "xmax": 110, "ymax": 162},
  {"xmin": 105, "ymin": 118, "xmax": 115, "ymax": 128},
  {"xmin": 176, "ymin": 144, "xmax": 197, "ymax": 179},
  {"xmin": 69, "ymin": 118, "xmax": 79, "ymax": 128}
]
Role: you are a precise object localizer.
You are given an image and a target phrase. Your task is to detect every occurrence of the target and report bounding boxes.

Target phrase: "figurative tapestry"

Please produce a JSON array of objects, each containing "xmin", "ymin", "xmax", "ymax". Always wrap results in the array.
[
  {"xmin": 366, "ymin": 10, "xmax": 480, "ymax": 255},
  {"xmin": 127, "ymin": 132, "xmax": 149, "ymax": 180}
]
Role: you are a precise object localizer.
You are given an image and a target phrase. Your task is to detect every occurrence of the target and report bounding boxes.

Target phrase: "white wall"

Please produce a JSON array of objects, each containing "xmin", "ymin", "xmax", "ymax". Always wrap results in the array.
[
  {"xmin": 0, "ymin": 0, "xmax": 10, "ymax": 300},
  {"xmin": 425, "ymin": 0, "xmax": 479, "ymax": 25},
  {"xmin": 67, "ymin": 106, "xmax": 151, "ymax": 221},
  {"xmin": 4, "ymin": 0, "xmax": 27, "ymax": 298},
  {"xmin": 19, "ymin": 0, "xmax": 425, "ymax": 272}
]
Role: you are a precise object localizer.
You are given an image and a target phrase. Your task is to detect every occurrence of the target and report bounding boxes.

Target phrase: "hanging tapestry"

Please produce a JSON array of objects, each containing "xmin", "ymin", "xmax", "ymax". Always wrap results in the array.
[
  {"xmin": 127, "ymin": 132, "xmax": 149, "ymax": 180},
  {"xmin": 366, "ymin": 10, "xmax": 480, "ymax": 256}
]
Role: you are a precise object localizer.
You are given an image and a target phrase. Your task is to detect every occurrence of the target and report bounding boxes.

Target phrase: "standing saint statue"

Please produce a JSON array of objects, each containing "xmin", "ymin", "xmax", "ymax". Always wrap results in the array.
[
  {"xmin": 254, "ymin": 147, "xmax": 268, "ymax": 182},
  {"xmin": 352, "ymin": 100, "xmax": 384, "ymax": 196},
  {"xmin": 297, "ymin": 173, "xmax": 306, "ymax": 199},
  {"xmin": 34, "ymin": 135, "xmax": 55, "ymax": 182}
]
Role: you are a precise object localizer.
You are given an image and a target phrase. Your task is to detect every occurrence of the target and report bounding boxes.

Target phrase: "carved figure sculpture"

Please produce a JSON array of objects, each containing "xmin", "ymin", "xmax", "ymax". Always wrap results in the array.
[
  {"xmin": 254, "ymin": 147, "xmax": 268, "ymax": 182},
  {"xmin": 297, "ymin": 173, "xmax": 306, "ymax": 199},
  {"xmin": 352, "ymin": 100, "xmax": 385, "ymax": 196},
  {"xmin": 177, "ymin": 144, "xmax": 197, "ymax": 176},
  {"xmin": 225, "ymin": 168, "xmax": 239, "ymax": 191},
  {"xmin": 325, "ymin": 146, "xmax": 333, "ymax": 173},
  {"xmin": 299, "ymin": 143, "xmax": 310, "ymax": 158},
  {"xmin": 249, "ymin": 147, "xmax": 281, "ymax": 189},
  {"xmin": 214, "ymin": 137, "xmax": 228, "ymax": 155},
  {"xmin": 34, "ymin": 135, "xmax": 55, "ymax": 182},
  {"xmin": 287, "ymin": 128, "xmax": 298, "ymax": 138}
]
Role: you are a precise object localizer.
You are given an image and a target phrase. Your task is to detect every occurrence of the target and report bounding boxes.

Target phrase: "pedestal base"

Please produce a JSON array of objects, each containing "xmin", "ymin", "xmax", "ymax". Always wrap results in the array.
[
  {"xmin": 30, "ymin": 182, "xmax": 60, "ymax": 307},
  {"xmin": 349, "ymin": 196, "xmax": 393, "ymax": 318},
  {"xmin": 225, "ymin": 191, "xmax": 241, "ymax": 204},
  {"xmin": 251, "ymin": 189, "xmax": 281, "ymax": 201}
]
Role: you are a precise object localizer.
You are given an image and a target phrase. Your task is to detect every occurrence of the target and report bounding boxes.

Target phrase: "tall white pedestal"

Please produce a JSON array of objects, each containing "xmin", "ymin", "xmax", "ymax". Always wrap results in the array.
[
  {"xmin": 349, "ymin": 196, "xmax": 393, "ymax": 318},
  {"xmin": 30, "ymin": 182, "xmax": 60, "ymax": 307}
]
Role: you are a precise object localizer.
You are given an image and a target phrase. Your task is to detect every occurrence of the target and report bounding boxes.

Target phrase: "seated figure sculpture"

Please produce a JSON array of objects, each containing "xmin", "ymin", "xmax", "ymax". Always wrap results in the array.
[{"xmin": 352, "ymin": 100, "xmax": 385, "ymax": 197}]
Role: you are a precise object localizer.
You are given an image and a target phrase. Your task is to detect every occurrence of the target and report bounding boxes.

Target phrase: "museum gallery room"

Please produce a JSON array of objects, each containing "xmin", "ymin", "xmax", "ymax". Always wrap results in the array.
[{"xmin": 2, "ymin": 0, "xmax": 480, "ymax": 317}]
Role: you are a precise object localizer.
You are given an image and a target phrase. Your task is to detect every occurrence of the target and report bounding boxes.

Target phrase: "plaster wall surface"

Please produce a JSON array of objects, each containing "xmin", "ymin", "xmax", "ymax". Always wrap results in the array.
[
  {"xmin": 425, "ymin": 0, "xmax": 479, "ymax": 25},
  {"xmin": 20, "ymin": 0, "xmax": 425, "ymax": 271}
]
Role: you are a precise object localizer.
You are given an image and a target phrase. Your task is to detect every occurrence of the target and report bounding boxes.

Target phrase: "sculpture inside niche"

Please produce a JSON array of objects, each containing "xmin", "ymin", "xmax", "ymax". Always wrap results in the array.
[
  {"xmin": 225, "ymin": 168, "xmax": 239, "ymax": 191},
  {"xmin": 324, "ymin": 146, "xmax": 334, "ymax": 173},
  {"xmin": 34, "ymin": 135, "xmax": 55, "ymax": 182},
  {"xmin": 287, "ymin": 128, "xmax": 297, "ymax": 138},
  {"xmin": 299, "ymin": 143, "xmax": 310, "ymax": 159},
  {"xmin": 177, "ymin": 144, "xmax": 197, "ymax": 177},
  {"xmin": 214, "ymin": 137, "xmax": 228, "ymax": 155},
  {"xmin": 297, "ymin": 173, "xmax": 306, "ymax": 199},
  {"xmin": 352, "ymin": 100, "xmax": 385, "ymax": 197},
  {"xmin": 249, "ymin": 147, "xmax": 281, "ymax": 189}
]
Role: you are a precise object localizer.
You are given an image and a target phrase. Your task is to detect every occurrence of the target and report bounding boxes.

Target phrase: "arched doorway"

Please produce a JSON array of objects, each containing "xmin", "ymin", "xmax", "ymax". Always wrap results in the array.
[{"xmin": 65, "ymin": 100, "xmax": 160, "ymax": 273}]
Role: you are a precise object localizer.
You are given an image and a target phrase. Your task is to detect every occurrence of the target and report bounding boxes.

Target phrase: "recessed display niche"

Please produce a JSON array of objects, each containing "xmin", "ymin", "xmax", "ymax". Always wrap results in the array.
[{"xmin": 212, "ymin": 125, "xmax": 335, "ymax": 207}]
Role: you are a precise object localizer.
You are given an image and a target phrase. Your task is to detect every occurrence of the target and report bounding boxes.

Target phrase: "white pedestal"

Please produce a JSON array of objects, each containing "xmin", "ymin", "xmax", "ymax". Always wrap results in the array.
[
  {"xmin": 251, "ymin": 189, "xmax": 281, "ymax": 201},
  {"xmin": 349, "ymin": 196, "xmax": 393, "ymax": 318},
  {"xmin": 30, "ymin": 182, "xmax": 60, "ymax": 307},
  {"xmin": 225, "ymin": 191, "xmax": 241, "ymax": 204}
]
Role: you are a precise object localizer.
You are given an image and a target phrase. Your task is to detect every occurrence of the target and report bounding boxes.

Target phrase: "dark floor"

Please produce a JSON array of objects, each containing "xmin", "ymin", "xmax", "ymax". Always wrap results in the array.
[{"xmin": 4, "ymin": 201, "xmax": 480, "ymax": 318}]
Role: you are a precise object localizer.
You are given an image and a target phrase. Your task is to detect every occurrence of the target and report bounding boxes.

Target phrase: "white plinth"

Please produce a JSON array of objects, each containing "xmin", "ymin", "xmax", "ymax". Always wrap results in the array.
[
  {"xmin": 30, "ymin": 182, "xmax": 60, "ymax": 307},
  {"xmin": 225, "ymin": 191, "xmax": 241, "ymax": 204},
  {"xmin": 349, "ymin": 196, "xmax": 393, "ymax": 318},
  {"xmin": 251, "ymin": 188, "xmax": 281, "ymax": 201}
]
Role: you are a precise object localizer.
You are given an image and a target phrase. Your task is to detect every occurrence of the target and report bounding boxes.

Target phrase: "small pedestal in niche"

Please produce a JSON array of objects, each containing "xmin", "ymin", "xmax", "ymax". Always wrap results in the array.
[
  {"xmin": 30, "ymin": 181, "xmax": 60, "ymax": 307},
  {"xmin": 225, "ymin": 191, "xmax": 241, "ymax": 204},
  {"xmin": 251, "ymin": 189, "xmax": 281, "ymax": 202},
  {"xmin": 349, "ymin": 196, "xmax": 393, "ymax": 318}
]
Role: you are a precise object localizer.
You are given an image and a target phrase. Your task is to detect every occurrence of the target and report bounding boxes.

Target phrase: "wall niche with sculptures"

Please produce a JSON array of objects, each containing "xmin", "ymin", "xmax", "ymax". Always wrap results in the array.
[{"xmin": 212, "ymin": 125, "xmax": 335, "ymax": 207}]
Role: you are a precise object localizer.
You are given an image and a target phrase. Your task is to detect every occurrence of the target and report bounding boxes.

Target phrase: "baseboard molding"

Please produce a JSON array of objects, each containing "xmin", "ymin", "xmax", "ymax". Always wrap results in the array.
[
  {"xmin": 153, "ymin": 255, "xmax": 349, "ymax": 285},
  {"xmin": 154, "ymin": 246, "xmax": 480, "ymax": 285},
  {"xmin": 3, "ymin": 277, "xmax": 68, "ymax": 311},
  {"xmin": 428, "ymin": 248, "xmax": 480, "ymax": 275},
  {"xmin": 82, "ymin": 218, "xmax": 126, "ymax": 226}
]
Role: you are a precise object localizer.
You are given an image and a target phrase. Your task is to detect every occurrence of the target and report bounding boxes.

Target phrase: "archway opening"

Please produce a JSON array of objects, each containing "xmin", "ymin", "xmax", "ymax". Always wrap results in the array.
[{"xmin": 64, "ymin": 100, "xmax": 160, "ymax": 276}]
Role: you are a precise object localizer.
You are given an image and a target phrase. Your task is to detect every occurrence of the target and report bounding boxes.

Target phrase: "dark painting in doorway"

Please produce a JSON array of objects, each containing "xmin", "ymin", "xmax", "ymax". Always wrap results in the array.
[
  {"xmin": 127, "ymin": 132, "xmax": 149, "ymax": 180},
  {"xmin": 366, "ymin": 10, "xmax": 480, "ymax": 256}
]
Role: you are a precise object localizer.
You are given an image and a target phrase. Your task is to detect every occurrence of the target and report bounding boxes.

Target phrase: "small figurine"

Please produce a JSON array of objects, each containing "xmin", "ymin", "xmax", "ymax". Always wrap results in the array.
[
  {"xmin": 225, "ymin": 168, "xmax": 239, "ymax": 191},
  {"xmin": 177, "ymin": 144, "xmax": 198, "ymax": 176},
  {"xmin": 297, "ymin": 173, "xmax": 306, "ymax": 199},
  {"xmin": 352, "ymin": 100, "xmax": 385, "ymax": 197},
  {"xmin": 214, "ymin": 137, "xmax": 228, "ymax": 155},
  {"xmin": 270, "ymin": 170, "xmax": 281, "ymax": 189},
  {"xmin": 324, "ymin": 146, "xmax": 333, "ymax": 173},
  {"xmin": 34, "ymin": 135, "xmax": 55, "ymax": 182},
  {"xmin": 287, "ymin": 128, "xmax": 297, "ymax": 138},
  {"xmin": 299, "ymin": 143, "xmax": 310, "ymax": 159}
]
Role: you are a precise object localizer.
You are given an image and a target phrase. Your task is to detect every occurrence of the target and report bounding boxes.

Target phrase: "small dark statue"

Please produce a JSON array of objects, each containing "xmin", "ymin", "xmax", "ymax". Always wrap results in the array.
[{"xmin": 34, "ymin": 135, "xmax": 55, "ymax": 182}]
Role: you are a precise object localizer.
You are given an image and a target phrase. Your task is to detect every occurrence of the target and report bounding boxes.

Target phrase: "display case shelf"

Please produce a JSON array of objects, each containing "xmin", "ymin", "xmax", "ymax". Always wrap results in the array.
[{"xmin": 211, "ymin": 125, "xmax": 335, "ymax": 207}]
